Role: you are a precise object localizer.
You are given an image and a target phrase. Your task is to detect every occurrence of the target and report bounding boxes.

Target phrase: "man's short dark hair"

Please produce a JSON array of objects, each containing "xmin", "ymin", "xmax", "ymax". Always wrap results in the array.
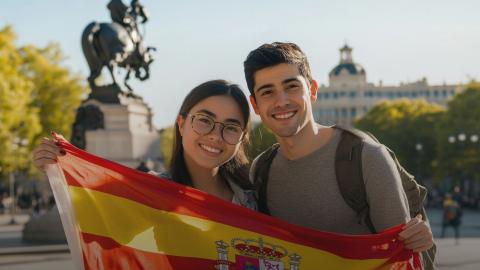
[{"xmin": 243, "ymin": 42, "xmax": 313, "ymax": 96}]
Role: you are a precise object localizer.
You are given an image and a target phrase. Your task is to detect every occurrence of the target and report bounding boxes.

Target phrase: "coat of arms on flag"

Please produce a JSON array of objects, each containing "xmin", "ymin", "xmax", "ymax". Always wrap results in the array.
[{"xmin": 214, "ymin": 237, "xmax": 301, "ymax": 270}]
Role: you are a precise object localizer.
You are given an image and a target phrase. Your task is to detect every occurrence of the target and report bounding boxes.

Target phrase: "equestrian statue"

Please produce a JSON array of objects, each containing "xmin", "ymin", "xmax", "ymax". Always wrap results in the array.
[{"xmin": 81, "ymin": 0, "xmax": 155, "ymax": 95}]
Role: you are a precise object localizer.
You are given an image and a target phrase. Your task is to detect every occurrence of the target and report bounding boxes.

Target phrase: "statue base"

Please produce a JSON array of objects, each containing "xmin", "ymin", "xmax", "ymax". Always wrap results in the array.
[
  {"xmin": 22, "ymin": 206, "xmax": 67, "ymax": 243},
  {"xmin": 87, "ymin": 83, "xmax": 143, "ymax": 104},
  {"xmin": 79, "ymin": 92, "xmax": 162, "ymax": 169}
]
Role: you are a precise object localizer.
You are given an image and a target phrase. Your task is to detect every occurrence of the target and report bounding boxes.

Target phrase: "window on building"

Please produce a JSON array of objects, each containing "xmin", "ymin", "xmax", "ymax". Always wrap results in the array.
[
  {"xmin": 333, "ymin": 92, "xmax": 339, "ymax": 99},
  {"xmin": 351, "ymin": 108, "xmax": 357, "ymax": 118},
  {"xmin": 349, "ymin": 91, "xmax": 357, "ymax": 98}
]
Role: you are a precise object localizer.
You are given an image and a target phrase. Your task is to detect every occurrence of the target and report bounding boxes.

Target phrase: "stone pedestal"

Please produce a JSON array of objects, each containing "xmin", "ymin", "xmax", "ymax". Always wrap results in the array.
[
  {"xmin": 22, "ymin": 206, "xmax": 67, "ymax": 243},
  {"xmin": 83, "ymin": 94, "xmax": 161, "ymax": 169}
]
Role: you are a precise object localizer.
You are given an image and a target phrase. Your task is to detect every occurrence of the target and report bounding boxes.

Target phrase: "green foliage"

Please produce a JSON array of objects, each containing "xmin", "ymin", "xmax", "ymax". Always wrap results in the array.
[
  {"xmin": 247, "ymin": 123, "xmax": 277, "ymax": 160},
  {"xmin": 0, "ymin": 26, "xmax": 41, "ymax": 176},
  {"xmin": 354, "ymin": 99, "xmax": 445, "ymax": 180},
  {"xmin": 159, "ymin": 126, "xmax": 175, "ymax": 168},
  {"xmin": 21, "ymin": 43, "xmax": 87, "ymax": 141},
  {"xmin": 436, "ymin": 82, "xmax": 480, "ymax": 180},
  {"xmin": 0, "ymin": 25, "xmax": 88, "ymax": 179}
]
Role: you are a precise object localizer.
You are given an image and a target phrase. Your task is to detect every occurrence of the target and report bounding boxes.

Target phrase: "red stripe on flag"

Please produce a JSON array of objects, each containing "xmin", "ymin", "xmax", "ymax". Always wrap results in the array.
[{"xmin": 81, "ymin": 232, "xmax": 217, "ymax": 270}]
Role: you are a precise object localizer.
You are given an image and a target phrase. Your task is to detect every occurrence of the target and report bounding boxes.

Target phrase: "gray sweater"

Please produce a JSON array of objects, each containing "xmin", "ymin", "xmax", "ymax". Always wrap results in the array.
[{"xmin": 251, "ymin": 129, "xmax": 410, "ymax": 235}]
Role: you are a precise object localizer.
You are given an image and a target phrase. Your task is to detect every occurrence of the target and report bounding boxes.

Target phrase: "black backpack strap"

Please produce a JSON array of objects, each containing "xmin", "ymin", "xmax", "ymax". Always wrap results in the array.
[
  {"xmin": 334, "ymin": 125, "xmax": 377, "ymax": 233},
  {"xmin": 253, "ymin": 143, "xmax": 280, "ymax": 215}
]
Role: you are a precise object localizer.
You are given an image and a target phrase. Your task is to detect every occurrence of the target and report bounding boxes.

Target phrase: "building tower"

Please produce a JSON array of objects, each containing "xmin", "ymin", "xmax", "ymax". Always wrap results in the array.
[{"xmin": 329, "ymin": 44, "xmax": 367, "ymax": 88}]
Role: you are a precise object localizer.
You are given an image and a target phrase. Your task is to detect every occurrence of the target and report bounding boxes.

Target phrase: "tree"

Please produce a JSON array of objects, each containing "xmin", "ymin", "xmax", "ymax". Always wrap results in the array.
[
  {"xmin": 0, "ymin": 25, "xmax": 88, "ymax": 180},
  {"xmin": 247, "ymin": 123, "xmax": 277, "ymax": 160},
  {"xmin": 436, "ymin": 82, "xmax": 480, "ymax": 182},
  {"xmin": 0, "ymin": 26, "xmax": 41, "ymax": 177},
  {"xmin": 159, "ymin": 126, "xmax": 175, "ymax": 168},
  {"xmin": 354, "ymin": 99, "xmax": 445, "ymax": 180},
  {"xmin": 21, "ymin": 43, "xmax": 87, "ymax": 142}
]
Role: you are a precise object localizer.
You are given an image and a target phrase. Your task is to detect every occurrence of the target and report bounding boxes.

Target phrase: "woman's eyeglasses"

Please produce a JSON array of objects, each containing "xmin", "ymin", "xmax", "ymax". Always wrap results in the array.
[{"xmin": 188, "ymin": 113, "xmax": 244, "ymax": 145}]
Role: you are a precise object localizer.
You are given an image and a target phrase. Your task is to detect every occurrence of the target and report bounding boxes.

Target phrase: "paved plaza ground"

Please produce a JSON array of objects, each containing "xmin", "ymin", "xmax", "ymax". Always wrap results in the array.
[{"xmin": 0, "ymin": 208, "xmax": 479, "ymax": 269}]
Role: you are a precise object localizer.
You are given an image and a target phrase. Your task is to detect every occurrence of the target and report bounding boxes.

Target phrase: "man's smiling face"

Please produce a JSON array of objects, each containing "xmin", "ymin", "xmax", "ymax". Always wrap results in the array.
[{"xmin": 250, "ymin": 63, "xmax": 318, "ymax": 138}]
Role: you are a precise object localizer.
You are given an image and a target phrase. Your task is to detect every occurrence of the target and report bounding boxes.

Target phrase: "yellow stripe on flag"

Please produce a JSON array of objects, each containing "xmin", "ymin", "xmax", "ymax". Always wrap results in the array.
[{"xmin": 70, "ymin": 186, "xmax": 389, "ymax": 269}]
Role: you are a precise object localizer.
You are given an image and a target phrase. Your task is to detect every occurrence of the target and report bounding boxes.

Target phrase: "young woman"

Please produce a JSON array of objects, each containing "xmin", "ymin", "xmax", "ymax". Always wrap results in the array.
[
  {"xmin": 157, "ymin": 79, "xmax": 256, "ymax": 209},
  {"xmin": 32, "ymin": 80, "xmax": 256, "ymax": 209}
]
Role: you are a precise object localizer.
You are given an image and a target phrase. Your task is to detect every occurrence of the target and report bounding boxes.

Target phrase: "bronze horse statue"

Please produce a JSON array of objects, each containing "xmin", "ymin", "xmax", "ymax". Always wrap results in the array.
[{"xmin": 81, "ymin": 0, "xmax": 154, "ymax": 93}]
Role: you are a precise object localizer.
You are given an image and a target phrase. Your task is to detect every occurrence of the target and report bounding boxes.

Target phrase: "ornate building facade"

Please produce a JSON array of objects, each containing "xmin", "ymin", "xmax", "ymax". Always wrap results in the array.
[{"xmin": 313, "ymin": 44, "xmax": 464, "ymax": 126}]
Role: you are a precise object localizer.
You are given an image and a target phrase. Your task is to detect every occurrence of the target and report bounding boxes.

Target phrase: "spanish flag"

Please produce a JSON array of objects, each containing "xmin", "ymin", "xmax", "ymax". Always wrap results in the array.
[{"xmin": 46, "ymin": 135, "xmax": 422, "ymax": 270}]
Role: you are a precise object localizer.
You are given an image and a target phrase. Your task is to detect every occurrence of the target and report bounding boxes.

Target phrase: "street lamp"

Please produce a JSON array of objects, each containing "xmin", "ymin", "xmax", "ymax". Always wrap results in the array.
[
  {"xmin": 415, "ymin": 143, "xmax": 423, "ymax": 184},
  {"xmin": 447, "ymin": 132, "xmax": 479, "ymax": 198},
  {"xmin": 415, "ymin": 143, "xmax": 423, "ymax": 151},
  {"xmin": 8, "ymin": 172, "xmax": 16, "ymax": 225},
  {"xmin": 448, "ymin": 133, "xmax": 480, "ymax": 144}
]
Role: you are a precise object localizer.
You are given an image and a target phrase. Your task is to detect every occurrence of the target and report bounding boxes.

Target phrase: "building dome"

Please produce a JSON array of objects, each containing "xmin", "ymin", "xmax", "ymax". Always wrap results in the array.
[
  {"xmin": 328, "ymin": 44, "xmax": 367, "ymax": 87},
  {"xmin": 329, "ymin": 63, "xmax": 366, "ymax": 77}
]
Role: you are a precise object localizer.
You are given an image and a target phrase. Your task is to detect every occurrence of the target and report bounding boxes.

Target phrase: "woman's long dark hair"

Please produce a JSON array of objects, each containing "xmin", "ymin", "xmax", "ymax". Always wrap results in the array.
[{"xmin": 169, "ymin": 80, "xmax": 253, "ymax": 189}]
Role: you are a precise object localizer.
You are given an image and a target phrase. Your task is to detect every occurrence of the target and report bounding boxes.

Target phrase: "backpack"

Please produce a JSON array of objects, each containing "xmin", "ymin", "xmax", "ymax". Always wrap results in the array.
[
  {"xmin": 251, "ymin": 125, "xmax": 436, "ymax": 269},
  {"xmin": 445, "ymin": 205, "xmax": 459, "ymax": 221}
]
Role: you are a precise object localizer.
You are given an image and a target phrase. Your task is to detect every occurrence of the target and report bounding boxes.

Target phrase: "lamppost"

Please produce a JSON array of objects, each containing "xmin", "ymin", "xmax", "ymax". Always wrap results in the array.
[
  {"xmin": 448, "ymin": 133, "xmax": 479, "ymax": 144},
  {"xmin": 447, "ymin": 133, "xmax": 479, "ymax": 199},
  {"xmin": 415, "ymin": 143, "xmax": 423, "ymax": 184},
  {"xmin": 8, "ymin": 136, "xmax": 28, "ymax": 225}
]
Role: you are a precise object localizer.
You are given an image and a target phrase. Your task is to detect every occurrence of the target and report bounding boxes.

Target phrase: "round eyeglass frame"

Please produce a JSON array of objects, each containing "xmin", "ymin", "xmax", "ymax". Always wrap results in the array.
[{"xmin": 187, "ymin": 113, "xmax": 245, "ymax": 145}]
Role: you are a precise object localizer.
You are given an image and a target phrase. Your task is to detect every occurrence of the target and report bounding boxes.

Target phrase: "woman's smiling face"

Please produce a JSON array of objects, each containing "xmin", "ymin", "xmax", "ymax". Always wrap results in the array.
[{"xmin": 177, "ymin": 95, "xmax": 245, "ymax": 170}]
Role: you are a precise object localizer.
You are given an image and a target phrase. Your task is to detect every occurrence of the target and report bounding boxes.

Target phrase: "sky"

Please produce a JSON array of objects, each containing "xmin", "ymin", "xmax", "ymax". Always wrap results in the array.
[{"xmin": 1, "ymin": 0, "xmax": 479, "ymax": 128}]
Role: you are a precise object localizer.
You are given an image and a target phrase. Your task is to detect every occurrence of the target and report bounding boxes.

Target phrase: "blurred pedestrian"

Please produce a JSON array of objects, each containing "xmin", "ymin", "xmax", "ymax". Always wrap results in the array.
[
  {"xmin": 0, "ymin": 193, "xmax": 5, "ymax": 214},
  {"xmin": 452, "ymin": 186, "xmax": 462, "ymax": 206},
  {"xmin": 441, "ymin": 193, "xmax": 462, "ymax": 244},
  {"xmin": 32, "ymin": 199, "xmax": 41, "ymax": 217}
]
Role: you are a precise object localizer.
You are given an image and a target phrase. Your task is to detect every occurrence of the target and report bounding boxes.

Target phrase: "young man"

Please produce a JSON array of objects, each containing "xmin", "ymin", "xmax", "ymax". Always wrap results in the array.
[{"xmin": 244, "ymin": 42, "xmax": 434, "ymax": 253}]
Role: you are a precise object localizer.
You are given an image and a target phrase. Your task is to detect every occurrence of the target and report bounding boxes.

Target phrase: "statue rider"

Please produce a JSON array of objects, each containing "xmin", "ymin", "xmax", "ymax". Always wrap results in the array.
[
  {"xmin": 107, "ymin": 0, "xmax": 148, "ymax": 44},
  {"xmin": 107, "ymin": 0, "xmax": 133, "ymax": 28},
  {"xmin": 131, "ymin": 0, "xmax": 149, "ymax": 24}
]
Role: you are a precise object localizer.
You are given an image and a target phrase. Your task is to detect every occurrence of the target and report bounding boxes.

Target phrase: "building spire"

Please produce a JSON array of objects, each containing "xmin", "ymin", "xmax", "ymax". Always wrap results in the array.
[{"xmin": 340, "ymin": 44, "xmax": 353, "ymax": 64}]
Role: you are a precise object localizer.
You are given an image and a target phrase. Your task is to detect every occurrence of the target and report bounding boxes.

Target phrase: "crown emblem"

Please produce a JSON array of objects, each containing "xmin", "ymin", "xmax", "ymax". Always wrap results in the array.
[
  {"xmin": 214, "ymin": 237, "xmax": 302, "ymax": 270},
  {"xmin": 231, "ymin": 237, "xmax": 287, "ymax": 261}
]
